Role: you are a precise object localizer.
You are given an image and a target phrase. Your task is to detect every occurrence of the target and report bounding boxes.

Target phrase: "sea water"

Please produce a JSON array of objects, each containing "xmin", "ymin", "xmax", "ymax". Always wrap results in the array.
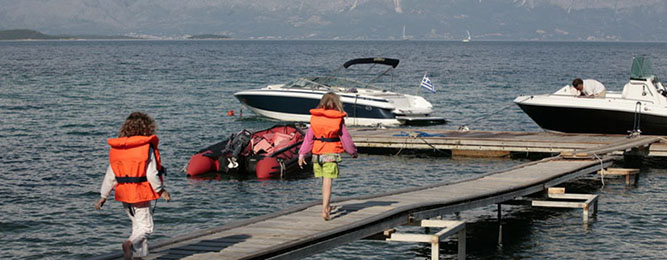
[{"xmin": 1, "ymin": 40, "xmax": 667, "ymax": 259}]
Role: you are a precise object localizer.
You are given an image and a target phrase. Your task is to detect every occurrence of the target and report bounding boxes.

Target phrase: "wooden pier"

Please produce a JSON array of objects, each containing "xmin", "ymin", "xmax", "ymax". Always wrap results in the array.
[
  {"xmin": 349, "ymin": 128, "xmax": 667, "ymax": 157},
  {"xmin": 91, "ymin": 130, "xmax": 664, "ymax": 260}
]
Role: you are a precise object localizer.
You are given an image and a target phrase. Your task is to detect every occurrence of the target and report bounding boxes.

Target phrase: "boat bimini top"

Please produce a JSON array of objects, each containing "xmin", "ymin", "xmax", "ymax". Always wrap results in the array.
[{"xmin": 342, "ymin": 57, "xmax": 400, "ymax": 69}]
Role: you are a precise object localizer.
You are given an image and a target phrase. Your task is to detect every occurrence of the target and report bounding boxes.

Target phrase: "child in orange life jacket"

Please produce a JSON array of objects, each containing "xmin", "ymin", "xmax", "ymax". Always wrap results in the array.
[
  {"xmin": 94, "ymin": 112, "xmax": 171, "ymax": 260},
  {"xmin": 298, "ymin": 92, "xmax": 358, "ymax": 221}
]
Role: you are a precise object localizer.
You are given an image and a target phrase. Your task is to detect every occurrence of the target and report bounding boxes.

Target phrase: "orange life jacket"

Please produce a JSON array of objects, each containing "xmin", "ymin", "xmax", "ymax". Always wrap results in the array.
[
  {"xmin": 108, "ymin": 135, "xmax": 163, "ymax": 204},
  {"xmin": 309, "ymin": 108, "xmax": 346, "ymax": 155}
]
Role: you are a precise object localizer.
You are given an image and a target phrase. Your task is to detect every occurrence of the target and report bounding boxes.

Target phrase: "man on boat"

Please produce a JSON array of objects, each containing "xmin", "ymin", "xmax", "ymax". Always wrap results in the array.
[{"xmin": 572, "ymin": 78, "xmax": 606, "ymax": 98}]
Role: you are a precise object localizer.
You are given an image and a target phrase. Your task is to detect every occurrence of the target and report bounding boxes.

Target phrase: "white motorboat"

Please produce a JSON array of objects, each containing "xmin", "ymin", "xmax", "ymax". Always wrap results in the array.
[
  {"xmin": 234, "ymin": 58, "xmax": 446, "ymax": 127},
  {"xmin": 514, "ymin": 56, "xmax": 667, "ymax": 135}
]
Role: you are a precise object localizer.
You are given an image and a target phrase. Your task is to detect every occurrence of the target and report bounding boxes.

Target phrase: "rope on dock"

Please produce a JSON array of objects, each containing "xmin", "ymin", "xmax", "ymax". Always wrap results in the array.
[
  {"xmin": 395, "ymin": 136, "xmax": 410, "ymax": 156},
  {"xmin": 592, "ymin": 153, "xmax": 606, "ymax": 188},
  {"xmin": 418, "ymin": 136, "xmax": 445, "ymax": 154},
  {"xmin": 459, "ymin": 96, "xmax": 529, "ymax": 130},
  {"xmin": 394, "ymin": 132, "xmax": 446, "ymax": 155}
]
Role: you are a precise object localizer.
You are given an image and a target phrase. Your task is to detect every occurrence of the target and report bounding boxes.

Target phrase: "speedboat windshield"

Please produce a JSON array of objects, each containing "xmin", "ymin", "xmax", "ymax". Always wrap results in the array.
[
  {"xmin": 282, "ymin": 76, "xmax": 382, "ymax": 91},
  {"xmin": 281, "ymin": 78, "xmax": 330, "ymax": 90},
  {"xmin": 630, "ymin": 56, "xmax": 655, "ymax": 80}
]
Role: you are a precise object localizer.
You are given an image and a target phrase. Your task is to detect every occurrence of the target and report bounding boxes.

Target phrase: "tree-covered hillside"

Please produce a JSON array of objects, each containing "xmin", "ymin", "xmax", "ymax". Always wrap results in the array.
[{"xmin": 0, "ymin": 29, "xmax": 60, "ymax": 40}]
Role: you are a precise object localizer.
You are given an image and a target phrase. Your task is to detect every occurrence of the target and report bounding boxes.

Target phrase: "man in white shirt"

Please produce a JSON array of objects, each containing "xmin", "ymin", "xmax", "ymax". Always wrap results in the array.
[{"xmin": 572, "ymin": 78, "xmax": 606, "ymax": 98}]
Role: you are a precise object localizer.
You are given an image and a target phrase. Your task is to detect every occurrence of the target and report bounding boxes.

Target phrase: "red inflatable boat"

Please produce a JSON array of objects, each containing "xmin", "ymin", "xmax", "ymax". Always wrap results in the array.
[{"xmin": 185, "ymin": 124, "xmax": 311, "ymax": 179}]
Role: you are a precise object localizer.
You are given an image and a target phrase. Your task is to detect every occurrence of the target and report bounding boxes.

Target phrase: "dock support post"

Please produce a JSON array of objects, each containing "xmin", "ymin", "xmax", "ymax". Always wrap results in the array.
[
  {"xmin": 497, "ymin": 204, "xmax": 503, "ymax": 247},
  {"xmin": 387, "ymin": 220, "xmax": 466, "ymax": 260},
  {"xmin": 431, "ymin": 239, "xmax": 439, "ymax": 260},
  {"xmin": 582, "ymin": 195, "xmax": 599, "ymax": 223},
  {"xmin": 598, "ymin": 168, "xmax": 640, "ymax": 185},
  {"xmin": 457, "ymin": 226, "xmax": 466, "ymax": 260},
  {"xmin": 530, "ymin": 189, "xmax": 600, "ymax": 224}
]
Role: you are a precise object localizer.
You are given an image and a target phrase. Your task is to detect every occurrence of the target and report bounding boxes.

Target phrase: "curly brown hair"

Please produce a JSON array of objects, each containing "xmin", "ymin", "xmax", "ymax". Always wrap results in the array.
[{"xmin": 118, "ymin": 112, "xmax": 156, "ymax": 137}]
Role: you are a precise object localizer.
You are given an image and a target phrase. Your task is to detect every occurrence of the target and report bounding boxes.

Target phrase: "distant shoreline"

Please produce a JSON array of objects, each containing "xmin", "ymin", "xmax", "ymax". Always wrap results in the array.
[
  {"xmin": 2, "ymin": 30, "xmax": 666, "ymax": 43},
  {"xmin": 0, "ymin": 29, "xmax": 232, "ymax": 41}
]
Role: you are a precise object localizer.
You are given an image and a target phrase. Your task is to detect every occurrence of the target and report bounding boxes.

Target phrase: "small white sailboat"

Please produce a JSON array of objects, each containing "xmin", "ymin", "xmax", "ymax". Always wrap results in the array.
[
  {"xmin": 402, "ymin": 25, "xmax": 408, "ymax": 41},
  {"xmin": 462, "ymin": 30, "xmax": 471, "ymax": 42}
]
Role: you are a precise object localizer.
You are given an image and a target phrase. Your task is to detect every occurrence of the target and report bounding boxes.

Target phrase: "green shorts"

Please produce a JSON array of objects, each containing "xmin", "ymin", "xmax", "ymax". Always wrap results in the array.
[{"xmin": 312, "ymin": 154, "xmax": 342, "ymax": 179}]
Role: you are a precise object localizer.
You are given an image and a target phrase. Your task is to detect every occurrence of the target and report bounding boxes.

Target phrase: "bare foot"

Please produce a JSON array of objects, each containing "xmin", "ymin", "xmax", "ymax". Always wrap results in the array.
[
  {"xmin": 322, "ymin": 205, "xmax": 337, "ymax": 221},
  {"xmin": 122, "ymin": 240, "xmax": 133, "ymax": 260}
]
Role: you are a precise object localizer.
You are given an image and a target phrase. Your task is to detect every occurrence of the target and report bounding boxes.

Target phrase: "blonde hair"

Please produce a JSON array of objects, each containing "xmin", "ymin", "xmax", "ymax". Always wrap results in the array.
[
  {"xmin": 118, "ymin": 112, "xmax": 156, "ymax": 137},
  {"xmin": 317, "ymin": 92, "xmax": 344, "ymax": 112}
]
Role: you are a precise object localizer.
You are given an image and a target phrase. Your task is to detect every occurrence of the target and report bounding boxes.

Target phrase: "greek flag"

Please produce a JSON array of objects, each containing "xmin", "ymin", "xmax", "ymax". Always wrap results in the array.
[{"xmin": 420, "ymin": 73, "xmax": 435, "ymax": 93}]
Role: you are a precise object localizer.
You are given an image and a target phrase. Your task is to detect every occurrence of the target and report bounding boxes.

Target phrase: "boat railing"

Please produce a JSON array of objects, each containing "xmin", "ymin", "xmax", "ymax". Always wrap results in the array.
[{"xmin": 540, "ymin": 93, "xmax": 659, "ymax": 105}]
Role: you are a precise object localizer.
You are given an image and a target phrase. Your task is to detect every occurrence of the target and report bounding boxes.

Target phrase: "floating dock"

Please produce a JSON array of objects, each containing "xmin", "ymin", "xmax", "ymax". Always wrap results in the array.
[
  {"xmin": 91, "ymin": 130, "xmax": 664, "ymax": 260},
  {"xmin": 349, "ymin": 128, "xmax": 667, "ymax": 157}
]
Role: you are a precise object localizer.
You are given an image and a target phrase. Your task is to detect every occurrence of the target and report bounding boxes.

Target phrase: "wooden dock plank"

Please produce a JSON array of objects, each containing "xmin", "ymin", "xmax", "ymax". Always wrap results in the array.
[
  {"xmin": 249, "ymin": 221, "xmax": 333, "ymax": 232},
  {"xmin": 648, "ymin": 141, "xmax": 667, "ymax": 156},
  {"xmin": 226, "ymin": 227, "xmax": 312, "ymax": 237}
]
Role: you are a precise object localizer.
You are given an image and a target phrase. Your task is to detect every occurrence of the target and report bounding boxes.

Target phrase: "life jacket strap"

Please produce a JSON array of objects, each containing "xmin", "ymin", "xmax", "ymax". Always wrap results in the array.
[
  {"xmin": 314, "ymin": 137, "xmax": 340, "ymax": 142},
  {"xmin": 116, "ymin": 176, "xmax": 148, "ymax": 183},
  {"xmin": 314, "ymin": 154, "xmax": 323, "ymax": 167}
]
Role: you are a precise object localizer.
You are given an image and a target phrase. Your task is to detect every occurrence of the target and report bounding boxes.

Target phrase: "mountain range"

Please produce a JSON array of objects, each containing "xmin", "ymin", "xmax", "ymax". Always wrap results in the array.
[{"xmin": 1, "ymin": 0, "xmax": 666, "ymax": 41}]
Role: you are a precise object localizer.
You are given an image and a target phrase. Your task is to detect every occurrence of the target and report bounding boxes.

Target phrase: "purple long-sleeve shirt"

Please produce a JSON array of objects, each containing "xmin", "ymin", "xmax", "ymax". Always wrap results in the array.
[{"xmin": 298, "ymin": 123, "xmax": 357, "ymax": 158}]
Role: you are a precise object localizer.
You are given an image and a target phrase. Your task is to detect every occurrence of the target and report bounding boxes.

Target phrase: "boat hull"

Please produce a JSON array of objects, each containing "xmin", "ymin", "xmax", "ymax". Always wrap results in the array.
[
  {"xmin": 186, "ymin": 152, "xmax": 219, "ymax": 176},
  {"xmin": 516, "ymin": 102, "xmax": 667, "ymax": 135},
  {"xmin": 234, "ymin": 90, "xmax": 431, "ymax": 126},
  {"xmin": 243, "ymin": 106, "xmax": 403, "ymax": 126},
  {"xmin": 236, "ymin": 91, "xmax": 395, "ymax": 117}
]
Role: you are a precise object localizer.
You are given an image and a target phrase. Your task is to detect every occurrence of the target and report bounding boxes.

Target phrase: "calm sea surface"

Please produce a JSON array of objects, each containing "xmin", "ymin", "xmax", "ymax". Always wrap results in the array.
[{"xmin": 1, "ymin": 40, "xmax": 667, "ymax": 259}]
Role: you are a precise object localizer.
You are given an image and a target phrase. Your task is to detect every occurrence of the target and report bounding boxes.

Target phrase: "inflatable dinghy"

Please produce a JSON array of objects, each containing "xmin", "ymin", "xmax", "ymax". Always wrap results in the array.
[{"xmin": 186, "ymin": 124, "xmax": 310, "ymax": 179}]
